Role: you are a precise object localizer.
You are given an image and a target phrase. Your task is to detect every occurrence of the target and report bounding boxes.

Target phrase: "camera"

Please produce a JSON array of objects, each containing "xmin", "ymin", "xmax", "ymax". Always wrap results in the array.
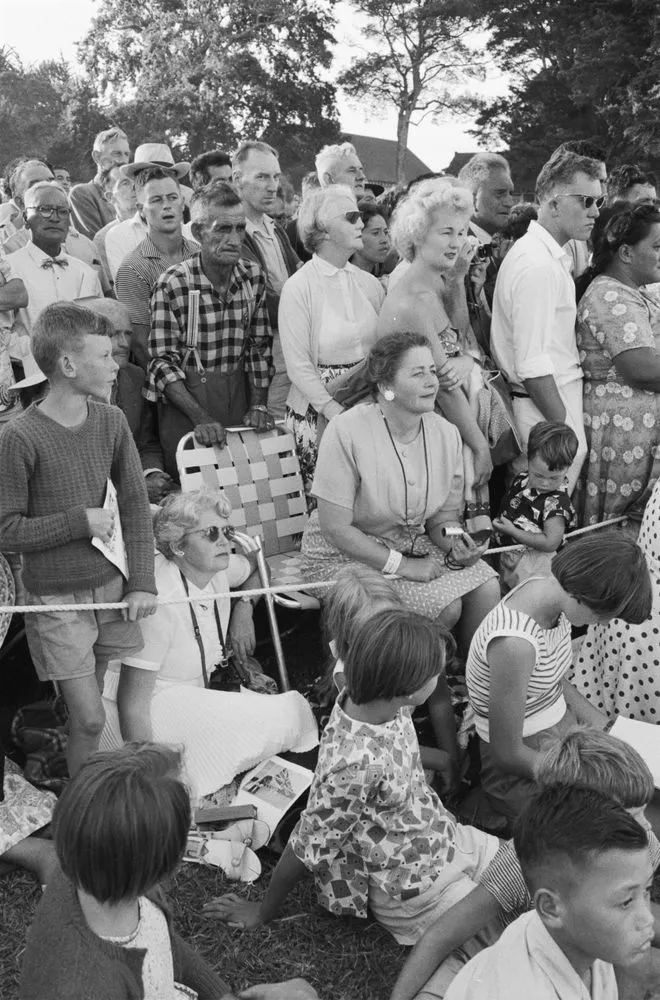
[{"xmin": 472, "ymin": 243, "xmax": 493, "ymax": 263}]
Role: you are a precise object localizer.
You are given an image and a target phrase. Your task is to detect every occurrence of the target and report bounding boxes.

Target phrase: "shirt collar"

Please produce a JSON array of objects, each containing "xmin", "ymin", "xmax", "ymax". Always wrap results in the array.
[
  {"xmin": 26, "ymin": 239, "xmax": 68, "ymax": 264},
  {"xmin": 469, "ymin": 220, "xmax": 494, "ymax": 244},
  {"xmin": 129, "ymin": 211, "xmax": 146, "ymax": 229},
  {"xmin": 246, "ymin": 213, "xmax": 276, "ymax": 238},
  {"xmin": 527, "ymin": 219, "xmax": 571, "ymax": 263},
  {"xmin": 313, "ymin": 253, "xmax": 354, "ymax": 277}
]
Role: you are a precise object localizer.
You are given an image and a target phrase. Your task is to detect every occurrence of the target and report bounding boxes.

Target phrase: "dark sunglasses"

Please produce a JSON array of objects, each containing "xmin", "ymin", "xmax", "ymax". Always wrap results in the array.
[
  {"xmin": 184, "ymin": 525, "xmax": 234, "ymax": 542},
  {"xmin": 344, "ymin": 211, "xmax": 361, "ymax": 224},
  {"xmin": 555, "ymin": 193, "xmax": 606, "ymax": 210}
]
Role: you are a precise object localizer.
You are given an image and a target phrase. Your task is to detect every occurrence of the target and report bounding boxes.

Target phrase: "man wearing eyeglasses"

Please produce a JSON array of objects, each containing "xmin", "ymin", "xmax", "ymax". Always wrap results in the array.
[
  {"xmin": 491, "ymin": 150, "xmax": 603, "ymax": 492},
  {"xmin": 8, "ymin": 181, "xmax": 102, "ymax": 350}
]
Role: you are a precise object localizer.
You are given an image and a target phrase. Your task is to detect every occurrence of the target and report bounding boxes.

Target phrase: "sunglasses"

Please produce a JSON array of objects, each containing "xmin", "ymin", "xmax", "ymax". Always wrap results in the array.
[
  {"xmin": 555, "ymin": 194, "xmax": 606, "ymax": 210},
  {"xmin": 184, "ymin": 525, "xmax": 235, "ymax": 542},
  {"xmin": 343, "ymin": 211, "xmax": 361, "ymax": 224}
]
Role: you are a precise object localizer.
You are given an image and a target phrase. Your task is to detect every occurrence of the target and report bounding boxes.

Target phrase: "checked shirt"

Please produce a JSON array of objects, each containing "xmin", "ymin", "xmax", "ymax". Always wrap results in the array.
[{"xmin": 145, "ymin": 253, "xmax": 273, "ymax": 402}]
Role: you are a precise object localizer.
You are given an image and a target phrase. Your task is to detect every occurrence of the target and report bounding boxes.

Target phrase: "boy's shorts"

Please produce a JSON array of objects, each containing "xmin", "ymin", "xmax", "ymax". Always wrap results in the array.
[{"xmin": 24, "ymin": 575, "xmax": 144, "ymax": 682}]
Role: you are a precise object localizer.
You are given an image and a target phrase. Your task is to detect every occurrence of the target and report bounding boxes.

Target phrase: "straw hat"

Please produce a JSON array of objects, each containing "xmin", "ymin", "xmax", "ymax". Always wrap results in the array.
[
  {"xmin": 122, "ymin": 143, "xmax": 191, "ymax": 180},
  {"xmin": 8, "ymin": 353, "xmax": 47, "ymax": 392}
]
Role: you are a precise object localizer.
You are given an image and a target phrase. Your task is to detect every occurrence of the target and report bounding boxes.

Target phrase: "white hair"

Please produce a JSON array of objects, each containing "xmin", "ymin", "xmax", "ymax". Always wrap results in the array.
[
  {"xmin": 93, "ymin": 127, "xmax": 128, "ymax": 154},
  {"xmin": 457, "ymin": 153, "xmax": 511, "ymax": 195},
  {"xmin": 23, "ymin": 180, "xmax": 68, "ymax": 207},
  {"xmin": 391, "ymin": 178, "xmax": 473, "ymax": 262},
  {"xmin": 296, "ymin": 184, "xmax": 357, "ymax": 253},
  {"xmin": 153, "ymin": 487, "xmax": 232, "ymax": 559},
  {"xmin": 315, "ymin": 142, "xmax": 359, "ymax": 187}
]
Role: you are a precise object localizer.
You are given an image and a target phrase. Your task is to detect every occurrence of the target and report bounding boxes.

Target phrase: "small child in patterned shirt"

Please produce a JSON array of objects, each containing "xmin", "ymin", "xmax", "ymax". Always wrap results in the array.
[
  {"xmin": 203, "ymin": 608, "xmax": 498, "ymax": 946},
  {"xmin": 493, "ymin": 421, "xmax": 578, "ymax": 589}
]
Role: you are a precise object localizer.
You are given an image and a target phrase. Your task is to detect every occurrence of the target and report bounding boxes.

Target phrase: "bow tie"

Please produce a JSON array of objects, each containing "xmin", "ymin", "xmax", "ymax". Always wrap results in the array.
[{"xmin": 41, "ymin": 257, "xmax": 69, "ymax": 269}]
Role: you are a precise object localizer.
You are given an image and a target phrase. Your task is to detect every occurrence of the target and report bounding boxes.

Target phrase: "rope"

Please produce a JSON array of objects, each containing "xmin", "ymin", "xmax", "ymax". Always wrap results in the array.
[{"xmin": 0, "ymin": 515, "xmax": 628, "ymax": 615}]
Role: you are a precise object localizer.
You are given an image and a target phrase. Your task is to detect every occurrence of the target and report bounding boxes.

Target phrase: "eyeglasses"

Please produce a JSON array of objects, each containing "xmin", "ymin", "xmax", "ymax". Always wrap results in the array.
[
  {"xmin": 555, "ymin": 194, "xmax": 606, "ymax": 210},
  {"xmin": 184, "ymin": 525, "xmax": 234, "ymax": 542},
  {"xmin": 343, "ymin": 211, "xmax": 361, "ymax": 224},
  {"xmin": 28, "ymin": 205, "xmax": 71, "ymax": 219}
]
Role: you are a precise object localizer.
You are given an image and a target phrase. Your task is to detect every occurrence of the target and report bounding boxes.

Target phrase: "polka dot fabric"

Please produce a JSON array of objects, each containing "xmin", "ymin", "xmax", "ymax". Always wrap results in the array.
[
  {"xmin": 569, "ymin": 480, "xmax": 660, "ymax": 721},
  {"xmin": 573, "ymin": 276, "xmax": 660, "ymax": 525}
]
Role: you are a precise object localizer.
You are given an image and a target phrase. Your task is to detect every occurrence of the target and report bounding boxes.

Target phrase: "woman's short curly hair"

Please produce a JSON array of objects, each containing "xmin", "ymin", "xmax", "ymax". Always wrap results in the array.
[
  {"xmin": 296, "ymin": 184, "xmax": 357, "ymax": 253},
  {"xmin": 153, "ymin": 487, "xmax": 232, "ymax": 559},
  {"xmin": 365, "ymin": 331, "xmax": 432, "ymax": 396},
  {"xmin": 390, "ymin": 177, "xmax": 473, "ymax": 262}
]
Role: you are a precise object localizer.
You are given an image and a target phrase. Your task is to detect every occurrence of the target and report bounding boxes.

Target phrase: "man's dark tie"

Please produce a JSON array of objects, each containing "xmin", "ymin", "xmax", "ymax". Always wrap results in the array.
[{"xmin": 41, "ymin": 258, "xmax": 69, "ymax": 270}]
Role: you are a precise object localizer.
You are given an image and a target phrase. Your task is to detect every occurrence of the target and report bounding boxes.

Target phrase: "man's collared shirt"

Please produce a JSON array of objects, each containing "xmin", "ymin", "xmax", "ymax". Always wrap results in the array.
[
  {"xmin": 105, "ymin": 212, "xmax": 149, "ymax": 279},
  {"xmin": 115, "ymin": 234, "xmax": 199, "ymax": 330},
  {"xmin": 146, "ymin": 253, "xmax": 273, "ymax": 402},
  {"xmin": 245, "ymin": 213, "xmax": 289, "ymax": 297},
  {"xmin": 9, "ymin": 240, "xmax": 102, "ymax": 335},
  {"xmin": 491, "ymin": 220, "xmax": 581, "ymax": 393}
]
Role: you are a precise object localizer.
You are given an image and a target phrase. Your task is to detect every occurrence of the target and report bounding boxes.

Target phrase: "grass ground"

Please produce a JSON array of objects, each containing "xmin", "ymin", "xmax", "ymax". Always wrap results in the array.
[{"xmin": 0, "ymin": 609, "xmax": 406, "ymax": 1000}]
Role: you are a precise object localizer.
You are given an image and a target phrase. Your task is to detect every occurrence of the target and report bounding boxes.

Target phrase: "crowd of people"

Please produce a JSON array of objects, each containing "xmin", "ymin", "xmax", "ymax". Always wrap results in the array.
[{"xmin": 1, "ymin": 127, "xmax": 660, "ymax": 999}]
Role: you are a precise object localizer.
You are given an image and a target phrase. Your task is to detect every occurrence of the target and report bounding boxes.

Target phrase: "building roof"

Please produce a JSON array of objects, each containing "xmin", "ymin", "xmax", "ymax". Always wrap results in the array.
[
  {"xmin": 443, "ymin": 151, "xmax": 511, "ymax": 176},
  {"xmin": 346, "ymin": 134, "xmax": 432, "ymax": 187}
]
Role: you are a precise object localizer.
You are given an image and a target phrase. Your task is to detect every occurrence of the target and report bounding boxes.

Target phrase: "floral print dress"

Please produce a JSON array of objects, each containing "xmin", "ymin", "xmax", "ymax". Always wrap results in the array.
[{"xmin": 574, "ymin": 276, "xmax": 660, "ymax": 524}]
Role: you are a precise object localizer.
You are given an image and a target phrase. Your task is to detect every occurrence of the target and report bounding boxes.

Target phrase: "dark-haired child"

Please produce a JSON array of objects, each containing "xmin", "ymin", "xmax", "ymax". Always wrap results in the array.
[
  {"xmin": 493, "ymin": 420, "xmax": 577, "ymax": 588},
  {"xmin": 19, "ymin": 743, "xmax": 232, "ymax": 1000},
  {"xmin": 0, "ymin": 301, "xmax": 156, "ymax": 775},
  {"xmin": 445, "ymin": 785, "xmax": 654, "ymax": 999},
  {"xmin": 204, "ymin": 609, "xmax": 499, "ymax": 945},
  {"xmin": 392, "ymin": 726, "xmax": 660, "ymax": 1000}
]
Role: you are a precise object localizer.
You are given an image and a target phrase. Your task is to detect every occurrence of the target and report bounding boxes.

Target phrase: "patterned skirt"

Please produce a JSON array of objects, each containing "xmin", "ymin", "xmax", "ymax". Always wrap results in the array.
[
  {"xmin": 300, "ymin": 512, "xmax": 497, "ymax": 619},
  {"xmin": 285, "ymin": 361, "xmax": 362, "ymax": 501}
]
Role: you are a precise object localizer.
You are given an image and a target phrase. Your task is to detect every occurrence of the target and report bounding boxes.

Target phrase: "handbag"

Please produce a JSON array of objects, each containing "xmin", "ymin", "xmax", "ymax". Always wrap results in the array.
[{"xmin": 157, "ymin": 274, "xmax": 254, "ymax": 476}]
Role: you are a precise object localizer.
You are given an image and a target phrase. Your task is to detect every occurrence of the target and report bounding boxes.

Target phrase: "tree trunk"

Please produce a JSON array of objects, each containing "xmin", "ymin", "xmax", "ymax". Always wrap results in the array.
[{"xmin": 396, "ymin": 111, "xmax": 411, "ymax": 187}]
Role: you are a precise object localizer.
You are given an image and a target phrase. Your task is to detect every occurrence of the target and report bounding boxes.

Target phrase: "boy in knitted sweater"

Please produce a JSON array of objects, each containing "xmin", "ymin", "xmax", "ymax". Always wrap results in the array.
[{"xmin": 0, "ymin": 302, "xmax": 156, "ymax": 774}]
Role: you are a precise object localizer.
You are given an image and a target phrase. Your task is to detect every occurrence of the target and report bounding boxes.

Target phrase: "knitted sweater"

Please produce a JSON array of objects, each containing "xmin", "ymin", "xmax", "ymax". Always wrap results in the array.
[
  {"xmin": 0, "ymin": 401, "xmax": 155, "ymax": 596},
  {"xmin": 19, "ymin": 870, "xmax": 231, "ymax": 1000}
]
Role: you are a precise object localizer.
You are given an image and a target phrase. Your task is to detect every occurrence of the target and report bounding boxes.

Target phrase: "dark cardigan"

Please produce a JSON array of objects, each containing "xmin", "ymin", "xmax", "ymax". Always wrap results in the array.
[{"xmin": 19, "ymin": 870, "xmax": 232, "ymax": 1000}]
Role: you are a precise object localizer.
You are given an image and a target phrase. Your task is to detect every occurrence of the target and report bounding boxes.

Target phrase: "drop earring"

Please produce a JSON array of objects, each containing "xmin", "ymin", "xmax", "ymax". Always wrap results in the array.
[{"xmin": 382, "ymin": 388, "xmax": 395, "ymax": 402}]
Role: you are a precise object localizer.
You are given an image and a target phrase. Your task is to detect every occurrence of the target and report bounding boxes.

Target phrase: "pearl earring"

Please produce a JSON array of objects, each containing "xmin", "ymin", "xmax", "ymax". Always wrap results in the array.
[{"xmin": 382, "ymin": 388, "xmax": 395, "ymax": 402}]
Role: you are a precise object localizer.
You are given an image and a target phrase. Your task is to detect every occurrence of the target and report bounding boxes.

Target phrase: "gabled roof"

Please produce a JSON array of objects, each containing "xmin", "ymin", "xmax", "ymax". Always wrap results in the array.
[
  {"xmin": 345, "ymin": 133, "xmax": 432, "ymax": 187},
  {"xmin": 444, "ymin": 151, "xmax": 510, "ymax": 175}
]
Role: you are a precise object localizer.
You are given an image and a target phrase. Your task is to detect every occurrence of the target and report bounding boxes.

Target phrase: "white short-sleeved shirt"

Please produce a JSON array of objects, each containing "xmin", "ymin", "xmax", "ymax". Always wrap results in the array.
[
  {"xmin": 9, "ymin": 240, "xmax": 103, "ymax": 336},
  {"xmin": 491, "ymin": 221, "xmax": 582, "ymax": 392},
  {"xmin": 119, "ymin": 551, "xmax": 250, "ymax": 685}
]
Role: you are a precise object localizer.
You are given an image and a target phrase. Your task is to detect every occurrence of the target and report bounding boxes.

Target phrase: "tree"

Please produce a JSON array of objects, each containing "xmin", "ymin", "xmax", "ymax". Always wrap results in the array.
[
  {"xmin": 77, "ymin": 0, "xmax": 341, "ymax": 180},
  {"xmin": 473, "ymin": 0, "xmax": 660, "ymax": 187},
  {"xmin": 339, "ymin": 0, "xmax": 484, "ymax": 185}
]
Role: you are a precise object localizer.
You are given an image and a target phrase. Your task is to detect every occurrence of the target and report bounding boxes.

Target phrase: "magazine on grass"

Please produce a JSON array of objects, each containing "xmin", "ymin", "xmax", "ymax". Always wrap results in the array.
[{"xmin": 231, "ymin": 756, "xmax": 314, "ymax": 839}]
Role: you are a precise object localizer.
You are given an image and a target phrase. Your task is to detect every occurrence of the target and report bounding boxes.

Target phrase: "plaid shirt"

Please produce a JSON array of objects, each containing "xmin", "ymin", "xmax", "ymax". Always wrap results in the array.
[{"xmin": 145, "ymin": 253, "xmax": 273, "ymax": 402}]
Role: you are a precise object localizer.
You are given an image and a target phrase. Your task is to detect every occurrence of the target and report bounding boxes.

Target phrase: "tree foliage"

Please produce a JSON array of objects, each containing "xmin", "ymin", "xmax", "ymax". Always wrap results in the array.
[
  {"xmin": 78, "ymin": 0, "xmax": 341, "ymax": 178},
  {"xmin": 339, "ymin": 0, "xmax": 484, "ymax": 184},
  {"xmin": 474, "ymin": 0, "xmax": 660, "ymax": 190}
]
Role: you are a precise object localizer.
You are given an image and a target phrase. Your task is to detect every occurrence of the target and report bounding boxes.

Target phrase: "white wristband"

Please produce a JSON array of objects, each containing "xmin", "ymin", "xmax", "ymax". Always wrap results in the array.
[{"xmin": 382, "ymin": 549, "xmax": 403, "ymax": 575}]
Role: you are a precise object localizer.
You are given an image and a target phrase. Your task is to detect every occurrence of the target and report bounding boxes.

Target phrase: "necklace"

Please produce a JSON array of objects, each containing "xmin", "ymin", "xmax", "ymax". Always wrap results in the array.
[{"xmin": 381, "ymin": 410, "xmax": 430, "ymax": 556}]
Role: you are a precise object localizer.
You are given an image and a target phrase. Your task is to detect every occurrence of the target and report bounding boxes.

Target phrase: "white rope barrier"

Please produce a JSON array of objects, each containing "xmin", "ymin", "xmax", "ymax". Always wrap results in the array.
[{"xmin": 0, "ymin": 515, "xmax": 628, "ymax": 615}]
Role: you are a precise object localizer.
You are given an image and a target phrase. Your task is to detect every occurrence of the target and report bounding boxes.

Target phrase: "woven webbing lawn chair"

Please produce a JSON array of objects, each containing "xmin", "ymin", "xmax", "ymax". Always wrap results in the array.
[{"xmin": 176, "ymin": 428, "xmax": 320, "ymax": 691}]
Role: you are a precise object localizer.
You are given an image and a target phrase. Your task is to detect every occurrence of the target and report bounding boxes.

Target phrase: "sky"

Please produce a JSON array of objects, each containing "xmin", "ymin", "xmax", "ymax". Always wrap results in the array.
[{"xmin": 2, "ymin": 0, "xmax": 508, "ymax": 171}]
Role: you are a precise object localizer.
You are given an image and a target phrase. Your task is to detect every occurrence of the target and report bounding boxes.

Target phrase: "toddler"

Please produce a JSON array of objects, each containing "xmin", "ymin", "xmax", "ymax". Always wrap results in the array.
[{"xmin": 493, "ymin": 420, "xmax": 577, "ymax": 588}]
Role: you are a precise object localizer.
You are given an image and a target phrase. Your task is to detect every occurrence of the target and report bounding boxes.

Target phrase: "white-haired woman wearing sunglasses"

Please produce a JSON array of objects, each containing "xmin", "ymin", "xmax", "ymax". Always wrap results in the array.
[
  {"xmin": 279, "ymin": 184, "xmax": 386, "ymax": 498},
  {"xmin": 101, "ymin": 488, "xmax": 318, "ymax": 798}
]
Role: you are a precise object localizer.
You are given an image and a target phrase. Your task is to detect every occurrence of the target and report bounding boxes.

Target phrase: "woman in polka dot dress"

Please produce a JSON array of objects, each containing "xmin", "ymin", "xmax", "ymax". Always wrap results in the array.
[
  {"xmin": 574, "ymin": 203, "xmax": 660, "ymax": 526},
  {"xmin": 571, "ymin": 478, "xmax": 660, "ymax": 721}
]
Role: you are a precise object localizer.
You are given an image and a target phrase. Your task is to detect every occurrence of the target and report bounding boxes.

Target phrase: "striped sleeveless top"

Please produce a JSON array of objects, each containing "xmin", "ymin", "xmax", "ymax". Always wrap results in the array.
[{"xmin": 466, "ymin": 583, "xmax": 571, "ymax": 741}]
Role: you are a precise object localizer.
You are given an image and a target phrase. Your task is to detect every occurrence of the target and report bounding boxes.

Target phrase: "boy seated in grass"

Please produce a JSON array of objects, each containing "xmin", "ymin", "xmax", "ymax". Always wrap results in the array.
[
  {"xmin": 445, "ymin": 784, "xmax": 654, "ymax": 999},
  {"xmin": 391, "ymin": 726, "xmax": 660, "ymax": 1000},
  {"xmin": 0, "ymin": 301, "xmax": 157, "ymax": 775}
]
